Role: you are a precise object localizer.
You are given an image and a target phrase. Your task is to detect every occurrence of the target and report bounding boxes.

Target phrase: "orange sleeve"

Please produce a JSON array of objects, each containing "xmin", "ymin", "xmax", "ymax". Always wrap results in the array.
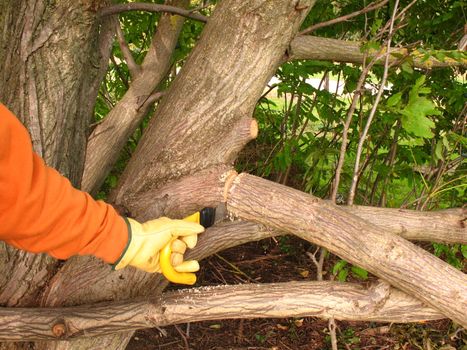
[{"xmin": 0, "ymin": 103, "xmax": 128, "ymax": 263}]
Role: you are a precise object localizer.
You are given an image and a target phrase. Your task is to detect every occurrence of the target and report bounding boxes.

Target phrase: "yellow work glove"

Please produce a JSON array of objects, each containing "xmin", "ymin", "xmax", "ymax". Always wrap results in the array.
[
  {"xmin": 113, "ymin": 217, "xmax": 204, "ymax": 275},
  {"xmin": 159, "ymin": 211, "xmax": 205, "ymax": 285}
]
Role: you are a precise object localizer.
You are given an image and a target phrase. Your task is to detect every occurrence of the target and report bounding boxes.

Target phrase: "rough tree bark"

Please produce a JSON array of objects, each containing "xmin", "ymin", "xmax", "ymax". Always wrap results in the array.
[
  {"xmin": 226, "ymin": 173, "xmax": 467, "ymax": 327},
  {"xmin": 0, "ymin": 0, "xmax": 112, "ymax": 309},
  {"xmin": 28, "ymin": 1, "xmax": 316, "ymax": 349},
  {"xmin": 1, "ymin": 0, "xmax": 465, "ymax": 349},
  {"xmin": 0, "ymin": 1, "xmax": 113, "ymax": 349},
  {"xmin": 81, "ymin": 0, "xmax": 190, "ymax": 194},
  {"xmin": 0, "ymin": 0, "xmax": 110, "ymax": 185},
  {"xmin": 0, "ymin": 280, "xmax": 445, "ymax": 341}
]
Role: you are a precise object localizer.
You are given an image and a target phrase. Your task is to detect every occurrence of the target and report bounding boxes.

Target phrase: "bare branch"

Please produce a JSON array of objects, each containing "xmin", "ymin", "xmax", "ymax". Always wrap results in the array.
[
  {"xmin": 289, "ymin": 36, "xmax": 467, "ymax": 69},
  {"xmin": 136, "ymin": 91, "xmax": 165, "ymax": 111},
  {"xmin": 300, "ymin": 0, "xmax": 389, "ymax": 35},
  {"xmin": 347, "ymin": 0, "xmax": 400, "ymax": 205},
  {"xmin": 331, "ymin": 51, "xmax": 380, "ymax": 201},
  {"xmin": 115, "ymin": 20, "xmax": 141, "ymax": 79},
  {"xmin": 98, "ymin": 3, "xmax": 208, "ymax": 23},
  {"xmin": 0, "ymin": 281, "xmax": 444, "ymax": 341}
]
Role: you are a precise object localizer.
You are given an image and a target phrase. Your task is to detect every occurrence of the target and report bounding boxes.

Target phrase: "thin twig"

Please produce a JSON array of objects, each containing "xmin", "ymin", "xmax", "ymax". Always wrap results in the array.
[
  {"xmin": 110, "ymin": 54, "xmax": 129, "ymax": 89},
  {"xmin": 374, "ymin": 0, "xmax": 417, "ymax": 41},
  {"xmin": 174, "ymin": 324, "xmax": 190, "ymax": 350},
  {"xmin": 258, "ymin": 83, "xmax": 279, "ymax": 102},
  {"xmin": 307, "ymin": 245, "xmax": 328, "ymax": 281},
  {"xmin": 115, "ymin": 20, "xmax": 140, "ymax": 78},
  {"xmin": 329, "ymin": 318, "xmax": 339, "ymax": 350},
  {"xmin": 214, "ymin": 254, "xmax": 256, "ymax": 283},
  {"xmin": 136, "ymin": 91, "xmax": 166, "ymax": 112},
  {"xmin": 331, "ymin": 51, "xmax": 380, "ymax": 201},
  {"xmin": 300, "ymin": 0, "xmax": 389, "ymax": 35},
  {"xmin": 347, "ymin": 0, "xmax": 400, "ymax": 205},
  {"xmin": 98, "ymin": 3, "xmax": 208, "ymax": 23}
]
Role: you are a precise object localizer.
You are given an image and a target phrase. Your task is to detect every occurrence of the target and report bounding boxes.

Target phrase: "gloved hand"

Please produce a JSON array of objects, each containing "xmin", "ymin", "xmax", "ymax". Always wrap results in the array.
[{"xmin": 113, "ymin": 217, "xmax": 204, "ymax": 274}]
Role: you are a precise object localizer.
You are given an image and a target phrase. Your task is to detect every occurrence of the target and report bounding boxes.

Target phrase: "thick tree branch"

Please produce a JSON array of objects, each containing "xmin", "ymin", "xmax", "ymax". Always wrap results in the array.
[
  {"xmin": 289, "ymin": 35, "xmax": 467, "ymax": 68},
  {"xmin": 344, "ymin": 206, "xmax": 466, "ymax": 244},
  {"xmin": 0, "ymin": 197, "xmax": 462, "ymax": 340},
  {"xmin": 112, "ymin": 1, "xmax": 315, "ymax": 208},
  {"xmin": 98, "ymin": 3, "xmax": 208, "ymax": 23},
  {"xmin": 226, "ymin": 173, "xmax": 467, "ymax": 327},
  {"xmin": 193, "ymin": 207, "xmax": 466, "ymax": 257},
  {"xmin": 82, "ymin": 1, "xmax": 189, "ymax": 193},
  {"xmin": 0, "ymin": 280, "xmax": 444, "ymax": 341}
]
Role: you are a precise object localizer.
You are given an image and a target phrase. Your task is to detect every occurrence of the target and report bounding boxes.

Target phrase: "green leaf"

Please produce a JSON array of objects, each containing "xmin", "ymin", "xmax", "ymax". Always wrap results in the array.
[
  {"xmin": 434, "ymin": 140, "xmax": 444, "ymax": 161},
  {"xmin": 442, "ymin": 135, "xmax": 450, "ymax": 150},
  {"xmin": 448, "ymin": 132, "xmax": 467, "ymax": 146},
  {"xmin": 337, "ymin": 268, "xmax": 349, "ymax": 282},
  {"xmin": 332, "ymin": 260, "xmax": 348, "ymax": 274},
  {"xmin": 401, "ymin": 61, "xmax": 414, "ymax": 74},
  {"xmin": 351, "ymin": 266, "xmax": 368, "ymax": 280},
  {"xmin": 413, "ymin": 75, "xmax": 426, "ymax": 90},
  {"xmin": 386, "ymin": 92, "xmax": 402, "ymax": 107},
  {"xmin": 461, "ymin": 245, "xmax": 467, "ymax": 259},
  {"xmin": 400, "ymin": 97, "xmax": 440, "ymax": 138},
  {"xmin": 108, "ymin": 175, "xmax": 118, "ymax": 188},
  {"xmin": 434, "ymin": 52, "xmax": 446, "ymax": 62},
  {"xmin": 418, "ymin": 87, "xmax": 431, "ymax": 94}
]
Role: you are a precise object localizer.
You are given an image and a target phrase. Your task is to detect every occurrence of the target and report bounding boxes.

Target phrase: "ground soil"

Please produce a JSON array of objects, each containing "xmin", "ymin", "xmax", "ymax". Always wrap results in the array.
[{"xmin": 127, "ymin": 236, "xmax": 466, "ymax": 350}]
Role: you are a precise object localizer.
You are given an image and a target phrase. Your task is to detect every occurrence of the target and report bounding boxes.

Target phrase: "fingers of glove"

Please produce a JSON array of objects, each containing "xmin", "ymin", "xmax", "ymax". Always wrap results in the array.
[
  {"xmin": 162, "ymin": 218, "xmax": 205, "ymax": 237},
  {"xmin": 174, "ymin": 260, "xmax": 200, "ymax": 273},
  {"xmin": 181, "ymin": 233, "xmax": 198, "ymax": 249},
  {"xmin": 170, "ymin": 252, "xmax": 184, "ymax": 267},
  {"xmin": 171, "ymin": 239, "xmax": 187, "ymax": 254},
  {"xmin": 140, "ymin": 217, "xmax": 204, "ymax": 238}
]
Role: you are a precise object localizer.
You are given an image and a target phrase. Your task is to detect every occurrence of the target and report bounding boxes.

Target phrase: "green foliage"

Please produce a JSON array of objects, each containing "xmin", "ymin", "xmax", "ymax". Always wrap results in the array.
[
  {"xmin": 398, "ymin": 75, "xmax": 441, "ymax": 138},
  {"xmin": 277, "ymin": 236, "xmax": 294, "ymax": 255},
  {"xmin": 433, "ymin": 243, "xmax": 466, "ymax": 270},
  {"xmin": 342, "ymin": 328, "xmax": 361, "ymax": 346},
  {"xmin": 237, "ymin": 0, "xmax": 466, "ymax": 209},
  {"xmin": 332, "ymin": 260, "xmax": 368, "ymax": 282}
]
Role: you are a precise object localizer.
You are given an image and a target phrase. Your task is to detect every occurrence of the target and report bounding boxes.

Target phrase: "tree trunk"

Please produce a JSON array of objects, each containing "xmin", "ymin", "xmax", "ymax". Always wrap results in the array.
[
  {"xmin": 0, "ymin": 1, "xmax": 111, "ymax": 349},
  {"xmin": 0, "ymin": 0, "xmax": 110, "ymax": 185},
  {"xmin": 32, "ymin": 1, "xmax": 316, "ymax": 349},
  {"xmin": 0, "ymin": 0, "xmax": 111, "ymax": 307}
]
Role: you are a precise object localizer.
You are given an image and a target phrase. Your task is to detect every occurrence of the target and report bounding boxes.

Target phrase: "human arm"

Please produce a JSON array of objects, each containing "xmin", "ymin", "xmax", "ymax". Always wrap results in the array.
[{"xmin": 0, "ymin": 103, "xmax": 203, "ymax": 273}]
